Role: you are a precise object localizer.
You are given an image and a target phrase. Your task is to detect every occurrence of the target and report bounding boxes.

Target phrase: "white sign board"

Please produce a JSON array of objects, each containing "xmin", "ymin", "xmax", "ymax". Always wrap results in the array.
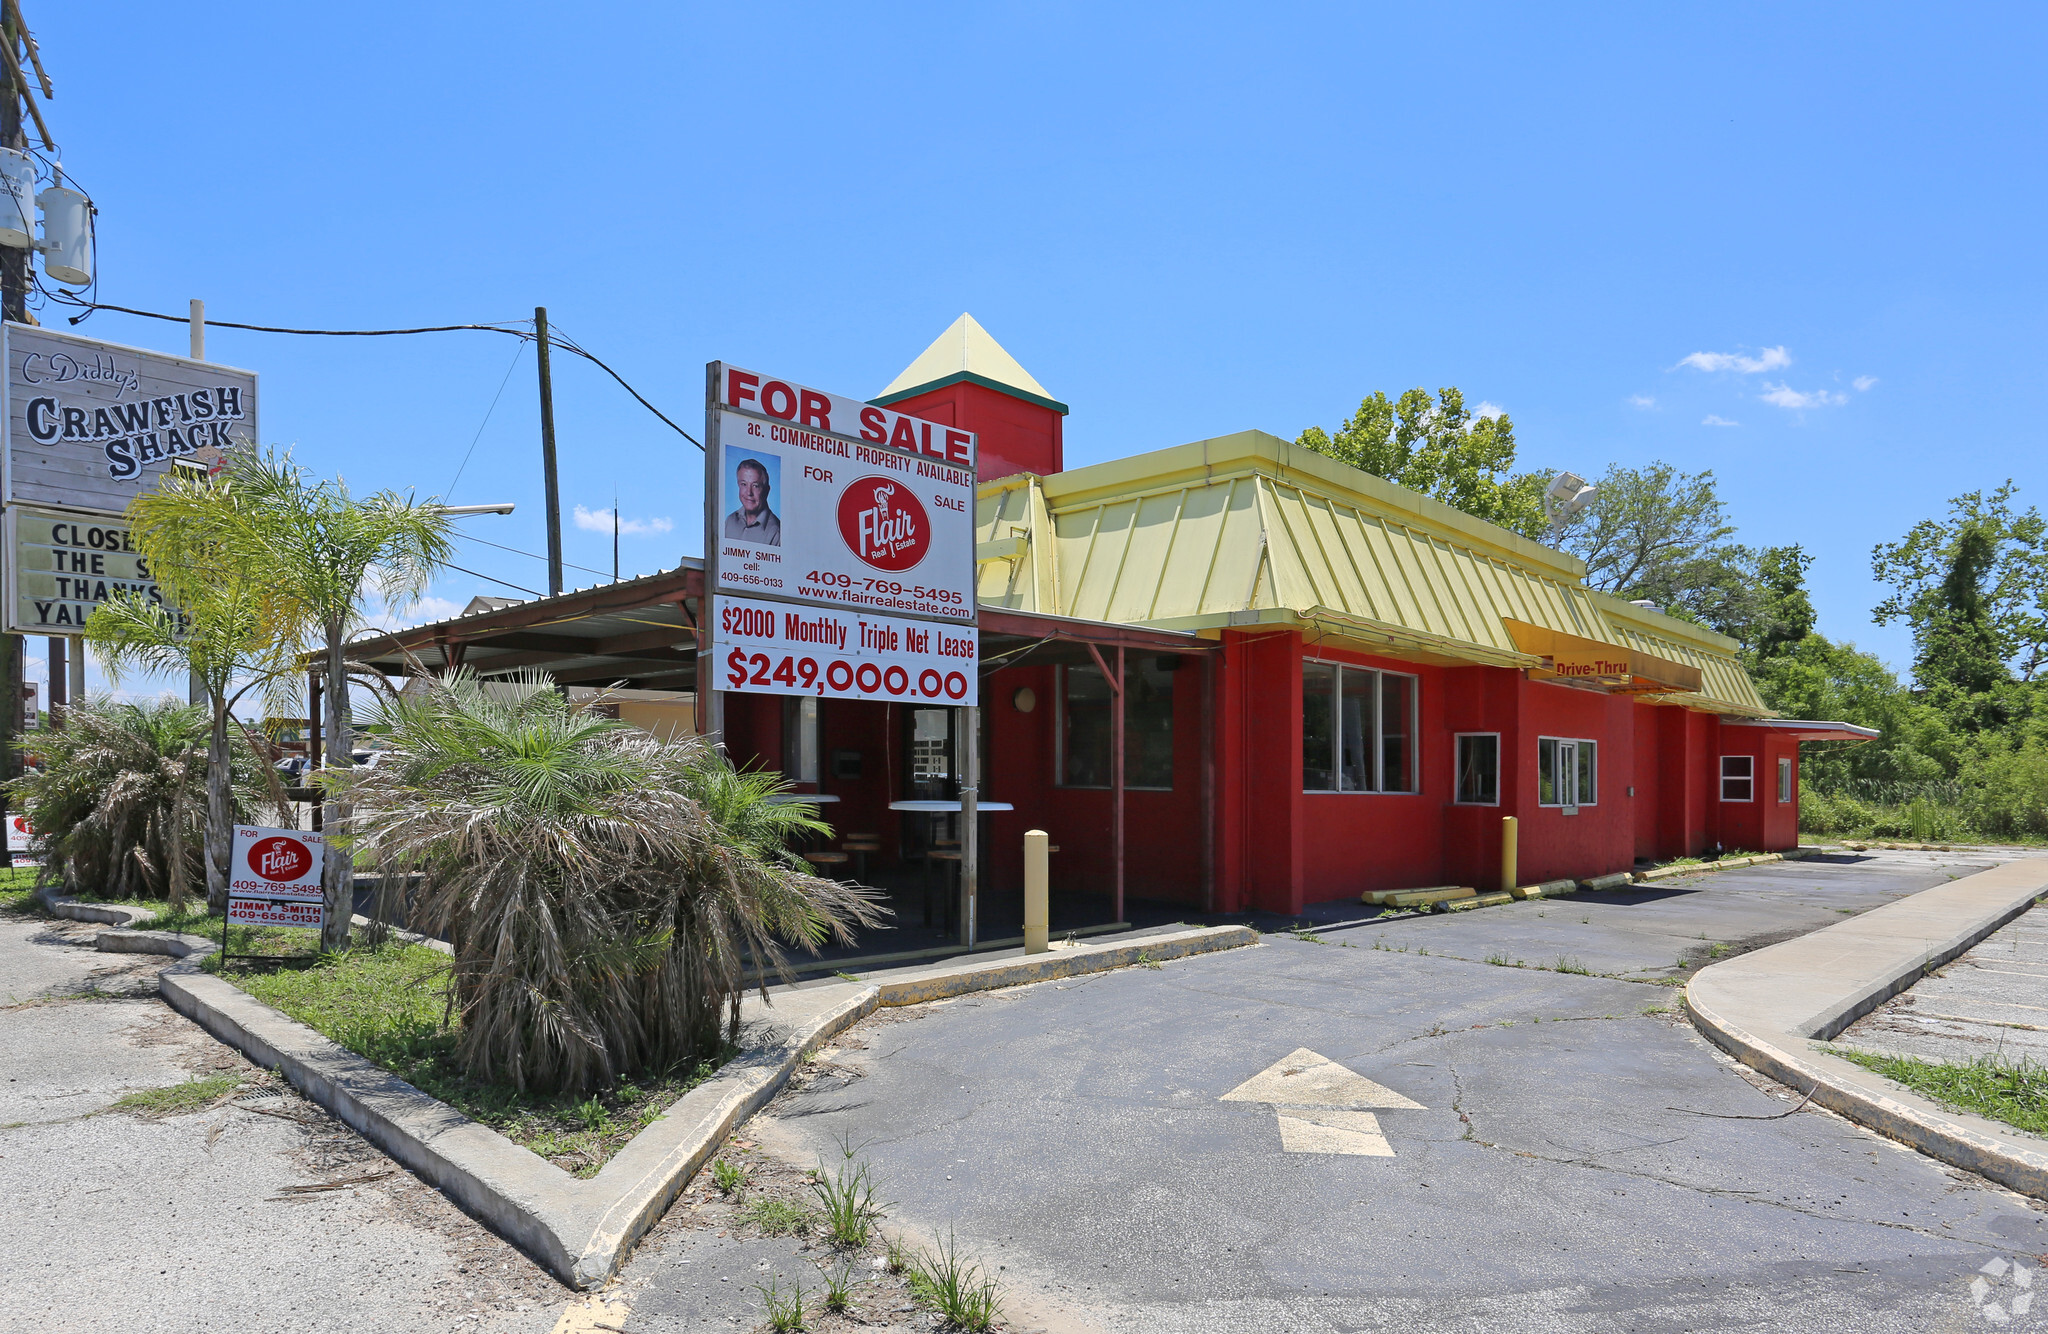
[
  {"xmin": 710, "ymin": 593, "xmax": 977, "ymax": 705},
  {"xmin": 6, "ymin": 812, "xmax": 36, "ymax": 854},
  {"xmin": 4, "ymin": 506, "xmax": 162, "ymax": 635},
  {"xmin": 227, "ymin": 897, "xmax": 324, "ymax": 930},
  {"xmin": 227, "ymin": 825, "xmax": 324, "ymax": 902},
  {"xmin": 6, "ymin": 322, "xmax": 258, "ymax": 514},
  {"xmin": 705, "ymin": 363, "xmax": 975, "ymax": 626}
]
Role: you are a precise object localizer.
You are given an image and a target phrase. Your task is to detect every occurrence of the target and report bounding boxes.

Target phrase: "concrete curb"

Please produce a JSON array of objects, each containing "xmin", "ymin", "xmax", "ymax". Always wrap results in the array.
[
  {"xmin": 33, "ymin": 884, "xmax": 159, "ymax": 929},
  {"xmin": 1685, "ymin": 859, "xmax": 2048, "ymax": 1201},
  {"xmin": 143, "ymin": 919, "xmax": 1254, "ymax": 1287}
]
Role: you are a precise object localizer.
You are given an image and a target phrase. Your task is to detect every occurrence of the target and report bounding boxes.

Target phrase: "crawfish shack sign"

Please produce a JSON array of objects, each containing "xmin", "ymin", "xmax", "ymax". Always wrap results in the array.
[{"xmin": 4, "ymin": 322, "xmax": 258, "ymax": 513}]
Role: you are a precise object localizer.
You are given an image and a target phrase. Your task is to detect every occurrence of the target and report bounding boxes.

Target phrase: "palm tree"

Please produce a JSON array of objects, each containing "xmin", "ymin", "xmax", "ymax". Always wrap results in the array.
[
  {"xmin": 126, "ymin": 450, "xmax": 455, "ymax": 949},
  {"xmin": 4, "ymin": 696, "xmax": 261, "ymax": 910},
  {"xmin": 86, "ymin": 579, "xmax": 274, "ymax": 911},
  {"xmin": 337, "ymin": 669, "xmax": 884, "ymax": 1095}
]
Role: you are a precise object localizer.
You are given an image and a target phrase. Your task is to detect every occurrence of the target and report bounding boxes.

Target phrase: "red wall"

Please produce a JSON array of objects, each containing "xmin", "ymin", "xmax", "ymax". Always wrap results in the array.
[
  {"xmin": 877, "ymin": 380, "xmax": 1063, "ymax": 482},
  {"xmin": 1709, "ymin": 725, "xmax": 1801, "ymax": 853}
]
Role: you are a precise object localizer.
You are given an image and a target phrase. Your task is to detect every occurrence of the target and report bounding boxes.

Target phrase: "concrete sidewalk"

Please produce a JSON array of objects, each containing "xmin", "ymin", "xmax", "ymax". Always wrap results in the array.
[{"xmin": 1687, "ymin": 855, "xmax": 2048, "ymax": 1200}]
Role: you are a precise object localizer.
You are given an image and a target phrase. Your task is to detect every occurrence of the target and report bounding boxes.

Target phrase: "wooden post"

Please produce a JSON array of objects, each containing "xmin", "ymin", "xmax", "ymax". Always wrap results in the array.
[
  {"xmin": 1200, "ymin": 652, "xmax": 1215, "ymax": 913},
  {"xmin": 1113, "ymin": 645, "xmax": 1125, "ymax": 925},
  {"xmin": 46, "ymin": 637, "xmax": 63, "ymax": 723},
  {"xmin": 960, "ymin": 705, "xmax": 978, "ymax": 948},
  {"xmin": 535, "ymin": 307, "xmax": 563, "ymax": 597},
  {"xmin": 307, "ymin": 669, "xmax": 323, "ymax": 833}
]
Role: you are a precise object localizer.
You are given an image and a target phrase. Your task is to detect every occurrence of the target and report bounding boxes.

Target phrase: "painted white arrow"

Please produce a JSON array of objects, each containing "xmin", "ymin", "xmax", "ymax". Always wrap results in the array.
[{"xmin": 1220, "ymin": 1048, "xmax": 1424, "ymax": 1157}]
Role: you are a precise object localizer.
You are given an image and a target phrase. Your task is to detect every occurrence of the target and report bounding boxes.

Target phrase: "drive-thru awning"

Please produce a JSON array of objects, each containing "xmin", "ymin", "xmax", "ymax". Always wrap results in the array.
[{"xmin": 1501, "ymin": 618, "xmax": 1705, "ymax": 696}]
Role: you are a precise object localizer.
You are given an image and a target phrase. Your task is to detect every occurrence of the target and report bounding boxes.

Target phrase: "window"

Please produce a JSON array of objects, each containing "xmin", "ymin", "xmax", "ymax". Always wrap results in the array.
[
  {"xmin": 1778, "ymin": 756, "xmax": 1793, "ymax": 803},
  {"xmin": 1302, "ymin": 662, "xmax": 1417, "ymax": 793},
  {"xmin": 1058, "ymin": 658, "xmax": 1176, "ymax": 789},
  {"xmin": 1538, "ymin": 737, "xmax": 1597, "ymax": 809},
  {"xmin": 1721, "ymin": 755, "xmax": 1754, "ymax": 802},
  {"xmin": 782, "ymin": 696, "xmax": 819, "ymax": 783},
  {"xmin": 1455, "ymin": 734, "xmax": 1499, "ymax": 805}
]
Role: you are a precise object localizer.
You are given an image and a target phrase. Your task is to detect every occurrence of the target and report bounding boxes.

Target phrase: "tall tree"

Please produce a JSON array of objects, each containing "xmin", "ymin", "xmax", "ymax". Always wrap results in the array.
[
  {"xmin": 1873, "ymin": 483, "xmax": 2048, "ymax": 684},
  {"xmin": 1556, "ymin": 461, "xmax": 1736, "ymax": 597},
  {"xmin": 129, "ymin": 451, "xmax": 455, "ymax": 949},
  {"xmin": 1297, "ymin": 387, "xmax": 1549, "ymax": 540}
]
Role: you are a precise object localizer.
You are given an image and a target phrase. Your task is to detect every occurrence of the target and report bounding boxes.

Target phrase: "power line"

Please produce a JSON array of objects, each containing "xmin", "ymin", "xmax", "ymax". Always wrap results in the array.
[
  {"xmin": 55, "ymin": 300, "xmax": 703, "ymax": 448},
  {"xmin": 457, "ymin": 530, "xmax": 618, "ymax": 582},
  {"xmin": 440, "ymin": 561, "xmax": 544, "ymax": 598},
  {"xmin": 446, "ymin": 339, "xmax": 527, "ymax": 500}
]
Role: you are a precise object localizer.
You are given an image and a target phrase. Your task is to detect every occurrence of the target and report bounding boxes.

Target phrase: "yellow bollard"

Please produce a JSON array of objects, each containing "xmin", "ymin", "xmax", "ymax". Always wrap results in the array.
[
  {"xmin": 1024, "ymin": 829, "xmax": 1050, "ymax": 954},
  {"xmin": 1501, "ymin": 816, "xmax": 1518, "ymax": 896}
]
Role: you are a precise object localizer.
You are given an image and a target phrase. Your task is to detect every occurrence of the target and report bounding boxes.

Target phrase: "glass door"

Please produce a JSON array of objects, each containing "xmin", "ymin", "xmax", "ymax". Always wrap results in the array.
[{"xmin": 1558, "ymin": 740, "xmax": 1580, "ymax": 813}]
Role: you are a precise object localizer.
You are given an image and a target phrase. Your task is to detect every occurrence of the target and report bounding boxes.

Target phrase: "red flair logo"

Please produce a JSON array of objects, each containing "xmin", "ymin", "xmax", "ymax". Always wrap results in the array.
[
  {"xmin": 247, "ymin": 835, "xmax": 313, "ymax": 882},
  {"xmin": 837, "ymin": 477, "xmax": 930, "ymax": 572}
]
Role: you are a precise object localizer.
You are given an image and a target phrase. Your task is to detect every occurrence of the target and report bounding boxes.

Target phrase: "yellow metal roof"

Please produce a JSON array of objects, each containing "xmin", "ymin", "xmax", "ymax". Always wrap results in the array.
[{"xmin": 977, "ymin": 429, "xmax": 1768, "ymax": 716}]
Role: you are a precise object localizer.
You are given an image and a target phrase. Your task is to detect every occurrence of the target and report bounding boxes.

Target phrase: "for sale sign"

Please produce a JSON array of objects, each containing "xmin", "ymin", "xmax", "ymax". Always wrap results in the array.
[
  {"xmin": 6, "ymin": 813, "xmax": 36, "ymax": 855},
  {"xmin": 227, "ymin": 825, "xmax": 324, "ymax": 902},
  {"xmin": 227, "ymin": 897, "xmax": 324, "ymax": 930},
  {"xmin": 705, "ymin": 363, "xmax": 976, "ymax": 626},
  {"xmin": 711, "ymin": 593, "xmax": 977, "ymax": 705}
]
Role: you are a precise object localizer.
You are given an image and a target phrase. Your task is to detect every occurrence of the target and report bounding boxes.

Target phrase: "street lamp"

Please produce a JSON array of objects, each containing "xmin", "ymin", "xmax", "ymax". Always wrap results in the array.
[
  {"xmin": 1543, "ymin": 471, "xmax": 1597, "ymax": 540},
  {"xmin": 438, "ymin": 503, "xmax": 516, "ymax": 516}
]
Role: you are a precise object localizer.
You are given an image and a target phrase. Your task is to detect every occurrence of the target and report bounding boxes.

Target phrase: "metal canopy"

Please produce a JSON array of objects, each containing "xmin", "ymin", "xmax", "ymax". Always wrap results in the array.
[{"xmin": 344, "ymin": 563, "xmax": 703, "ymax": 691}]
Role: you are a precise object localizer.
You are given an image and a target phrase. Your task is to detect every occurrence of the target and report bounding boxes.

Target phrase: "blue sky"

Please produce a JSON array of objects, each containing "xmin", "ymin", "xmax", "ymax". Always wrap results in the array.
[{"xmin": 30, "ymin": 3, "xmax": 2047, "ymax": 701}]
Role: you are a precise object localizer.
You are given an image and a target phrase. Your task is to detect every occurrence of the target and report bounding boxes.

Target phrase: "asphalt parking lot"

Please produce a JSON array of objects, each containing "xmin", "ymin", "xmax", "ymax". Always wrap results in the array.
[{"xmin": 699, "ymin": 849, "xmax": 2048, "ymax": 1334}]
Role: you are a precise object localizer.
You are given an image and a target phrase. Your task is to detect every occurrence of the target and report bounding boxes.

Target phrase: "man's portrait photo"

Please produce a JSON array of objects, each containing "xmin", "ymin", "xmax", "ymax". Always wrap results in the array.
[{"xmin": 722, "ymin": 448, "xmax": 782, "ymax": 546}]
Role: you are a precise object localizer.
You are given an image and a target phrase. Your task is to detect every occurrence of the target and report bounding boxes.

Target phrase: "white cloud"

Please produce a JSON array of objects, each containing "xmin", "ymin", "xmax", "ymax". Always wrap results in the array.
[
  {"xmin": 1628, "ymin": 394, "xmax": 1657, "ymax": 410},
  {"xmin": 1760, "ymin": 382, "xmax": 1847, "ymax": 410},
  {"xmin": 1853, "ymin": 375, "xmax": 1879, "ymax": 392},
  {"xmin": 574, "ymin": 504, "xmax": 675, "ymax": 537},
  {"xmin": 1701, "ymin": 414, "xmax": 1741, "ymax": 427},
  {"xmin": 1677, "ymin": 345, "xmax": 1792, "ymax": 374},
  {"xmin": 1473, "ymin": 401, "xmax": 1504, "ymax": 420}
]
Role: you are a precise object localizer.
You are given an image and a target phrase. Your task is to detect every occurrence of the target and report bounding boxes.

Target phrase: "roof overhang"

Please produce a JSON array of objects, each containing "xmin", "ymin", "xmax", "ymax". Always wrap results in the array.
[
  {"xmin": 1502, "ymin": 618, "xmax": 1705, "ymax": 696},
  {"xmin": 1721, "ymin": 718, "xmax": 1881, "ymax": 743}
]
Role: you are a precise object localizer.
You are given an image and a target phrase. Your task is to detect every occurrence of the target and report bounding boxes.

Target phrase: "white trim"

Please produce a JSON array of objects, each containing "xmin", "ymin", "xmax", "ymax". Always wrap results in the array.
[
  {"xmin": 1720, "ymin": 754, "xmax": 1755, "ymax": 803},
  {"xmin": 1777, "ymin": 755, "xmax": 1793, "ymax": 803},
  {"xmin": 1536, "ymin": 735, "xmax": 1599, "ymax": 808},
  {"xmin": 1453, "ymin": 732, "xmax": 1501, "ymax": 806},
  {"xmin": 1302, "ymin": 659, "xmax": 1422, "ymax": 796}
]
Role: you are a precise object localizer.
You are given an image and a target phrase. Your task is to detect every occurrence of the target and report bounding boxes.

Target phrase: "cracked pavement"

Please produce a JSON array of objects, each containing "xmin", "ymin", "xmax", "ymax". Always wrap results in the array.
[{"xmin": 738, "ymin": 850, "xmax": 2048, "ymax": 1332}]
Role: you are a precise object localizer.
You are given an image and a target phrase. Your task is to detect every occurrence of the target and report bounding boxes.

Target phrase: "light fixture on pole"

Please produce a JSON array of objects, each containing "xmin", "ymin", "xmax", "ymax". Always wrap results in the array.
[
  {"xmin": 438, "ymin": 502, "xmax": 516, "ymax": 517},
  {"xmin": 1542, "ymin": 471, "xmax": 1597, "ymax": 539}
]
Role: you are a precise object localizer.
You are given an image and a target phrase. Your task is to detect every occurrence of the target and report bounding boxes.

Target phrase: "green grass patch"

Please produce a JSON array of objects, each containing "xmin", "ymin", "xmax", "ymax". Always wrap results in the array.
[
  {"xmin": 224, "ymin": 942, "xmax": 726, "ymax": 1176},
  {"xmin": 1840, "ymin": 1049, "xmax": 2048, "ymax": 1137},
  {"xmin": 112, "ymin": 1073, "xmax": 243, "ymax": 1116},
  {"xmin": 0, "ymin": 866, "xmax": 43, "ymax": 913},
  {"xmin": 740, "ymin": 1197, "xmax": 813, "ymax": 1236}
]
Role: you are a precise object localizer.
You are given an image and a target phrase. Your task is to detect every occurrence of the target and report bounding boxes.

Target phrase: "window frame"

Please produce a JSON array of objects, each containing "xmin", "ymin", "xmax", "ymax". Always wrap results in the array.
[
  {"xmin": 1536, "ymin": 735, "xmax": 1599, "ymax": 810},
  {"xmin": 1453, "ymin": 732, "xmax": 1500, "ymax": 806},
  {"xmin": 1054, "ymin": 661, "xmax": 1176, "ymax": 792},
  {"xmin": 1721, "ymin": 754, "xmax": 1755, "ymax": 802},
  {"xmin": 1777, "ymin": 756, "xmax": 1793, "ymax": 804},
  {"xmin": 1301, "ymin": 660, "xmax": 1420, "ymax": 795}
]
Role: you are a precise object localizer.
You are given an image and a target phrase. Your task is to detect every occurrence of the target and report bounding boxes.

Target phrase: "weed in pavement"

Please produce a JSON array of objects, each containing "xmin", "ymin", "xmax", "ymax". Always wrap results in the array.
[
  {"xmin": 1483, "ymin": 952, "xmax": 1516, "ymax": 968},
  {"xmin": 742, "ymin": 1197, "xmax": 813, "ymax": 1236},
  {"xmin": 1552, "ymin": 956, "xmax": 1592, "ymax": 975},
  {"xmin": 822, "ymin": 1261, "xmax": 858, "ymax": 1313},
  {"xmin": 756, "ymin": 1274, "xmax": 807, "ymax": 1332},
  {"xmin": 712, "ymin": 1157, "xmax": 746, "ymax": 1195},
  {"xmin": 112, "ymin": 1073, "xmax": 242, "ymax": 1117},
  {"xmin": 1135, "ymin": 950, "xmax": 1162, "ymax": 970},
  {"xmin": 812, "ymin": 1138, "xmax": 886, "ymax": 1248},
  {"xmin": 885, "ymin": 1233, "xmax": 914, "ymax": 1274},
  {"xmin": 907, "ymin": 1231, "xmax": 1004, "ymax": 1333},
  {"xmin": 1840, "ymin": 1050, "xmax": 2048, "ymax": 1136},
  {"xmin": 1289, "ymin": 923, "xmax": 1325, "ymax": 944}
]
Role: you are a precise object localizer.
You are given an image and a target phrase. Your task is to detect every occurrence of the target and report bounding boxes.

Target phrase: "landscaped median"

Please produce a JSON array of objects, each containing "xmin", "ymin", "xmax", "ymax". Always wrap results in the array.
[
  {"xmin": 1684, "ymin": 858, "xmax": 2048, "ymax": 1201},
  {"xmin": 38, "ymin": 887, "xmax": 1255, "ymax": 1290}
]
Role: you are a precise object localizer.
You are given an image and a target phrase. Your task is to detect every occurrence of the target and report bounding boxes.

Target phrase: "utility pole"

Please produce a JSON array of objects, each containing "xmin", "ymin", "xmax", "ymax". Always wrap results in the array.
[
  {"xmin": 0, "ymin": 8, "xmax": 27, "ymax": 859},
  {"xmin": 534, "ymin": 306, "xmax": 562, "ymax": 597},
  {"xmin": 612, "ymin": 490, "xmax": 619, "ymax": 582},
  {"xmin": 187, "ymin": 299, "xmax": 205, "ymax": 706}
]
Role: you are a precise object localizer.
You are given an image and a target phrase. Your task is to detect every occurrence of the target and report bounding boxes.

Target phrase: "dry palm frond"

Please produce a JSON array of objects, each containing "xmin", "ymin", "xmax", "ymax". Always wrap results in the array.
[
  {"xmin": 334, "ymin": 669, "xmax": 885, "ymax": 1095},
  {"xmin": 6, "ymin": 697, "xmax": 265, "ymax": 907}
]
